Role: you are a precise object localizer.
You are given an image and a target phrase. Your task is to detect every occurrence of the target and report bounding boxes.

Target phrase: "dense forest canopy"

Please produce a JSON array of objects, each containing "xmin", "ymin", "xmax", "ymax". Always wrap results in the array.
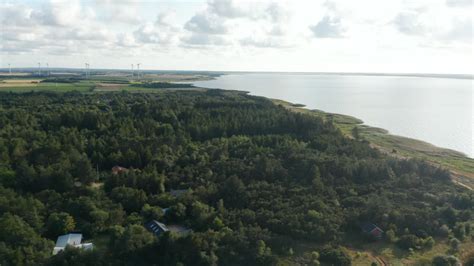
[{"xmin": 0, "ymin": 90, "xmax": 472, "ymax": 265}]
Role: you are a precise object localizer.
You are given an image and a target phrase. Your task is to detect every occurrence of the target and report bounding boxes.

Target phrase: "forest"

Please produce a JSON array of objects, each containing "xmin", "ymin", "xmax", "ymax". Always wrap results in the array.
[{"xmin": 0, "ymin": 90, "xmax": 472, "ymax": 265}]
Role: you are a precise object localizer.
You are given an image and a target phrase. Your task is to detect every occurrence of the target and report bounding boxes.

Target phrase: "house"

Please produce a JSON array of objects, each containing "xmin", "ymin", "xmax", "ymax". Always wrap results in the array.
[
  {"xmin": 361, "ymin": 223, "xmax": 384, "ymax": 239},
  {"xmin": 52, "ymin": 233, "xmax": 93, "ymax": 255},
  {"xmin": 145, "ymin": 220, "xmax": 169, "ymax": 237},
  {"xmin": 111, "ymin": 165, "xmax": 128, "ymax": 175}
]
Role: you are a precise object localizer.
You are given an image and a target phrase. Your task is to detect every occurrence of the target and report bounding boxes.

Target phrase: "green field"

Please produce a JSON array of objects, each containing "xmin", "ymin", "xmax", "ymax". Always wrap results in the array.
[
  {"xmin": 0, "ymin": 73, "xmax": 209, "ymax": 93},
  {"xmin": 0, "ymin": 80, "xmax": 94, "ymax": 92}
]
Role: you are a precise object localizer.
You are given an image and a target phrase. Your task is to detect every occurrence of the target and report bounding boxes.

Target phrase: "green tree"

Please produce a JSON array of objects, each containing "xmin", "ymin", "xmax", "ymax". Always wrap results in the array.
[
  {"xmin": 46, "ymin": 212, "xmax": 76, "ymax": 238},
  {"xmin": 453, "ymin": 223, "xmax": 466, "ymax": 240},
  {"xmin": 385, "ymin": 229, "xmax": 397, "ymax": 243},
  {"xmin": 115, "ymin": 224, "xmax": 155, "ymax": 254},
  {"xmin": 0, "ymin": 213, "xmax": 53, "ymax": 265},
  {"xmin": 141, "ymin": 204, "xmax": 164, "ymax": 221},
  {"xmin": 351, "ymin": 126, "xmax": 360, "ymax": 140},
  {"xmin": 424, "ymin": 236, "xmax": 435, "ymax": 249},
  {"xmin": 432, "ymin": 255, "xmax": 461, "ymax": 266},
  {"xmin": 110, "ymin": 187, "xmax": 148, "ymax": 213},
  {"xmin": 320, "ymin": 246, "xmax": 351, "ymax": 266},
  {"xmin": 45, "ymin": 247, "xmax": 104, "ymax": 266},
  {"xmin": 449, "ymin": 237, "xmax": 461, "ymax": 253}
]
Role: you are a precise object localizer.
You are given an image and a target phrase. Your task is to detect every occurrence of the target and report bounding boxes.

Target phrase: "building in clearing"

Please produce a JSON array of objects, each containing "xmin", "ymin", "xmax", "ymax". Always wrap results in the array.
[
  {"xmin": 111, "ymin": 165, "xmax": 128, "ymax": 175},
  {"xmin": 361, "ymin": 223, "xmax": 384, "ymax": 239},
  {"xmin": 52, "ymin": 233, "xmax": 93, "ymax": 255},
  {"xmin": 145, "ymin": 220, "xmax": 169, "ymax": 237}
]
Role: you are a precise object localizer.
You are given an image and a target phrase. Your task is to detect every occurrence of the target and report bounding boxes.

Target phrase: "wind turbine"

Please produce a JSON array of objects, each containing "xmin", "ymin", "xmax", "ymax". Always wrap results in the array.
[
  {"xmin": 8, "ymin": 63, "xmax": 11, "ymax": 74},
  {"xmin": 46, "ymin": 63, "xmax": 49, "ymax": 76},
  {"xmin": 85, "ymin": 63, "xmax": 90, "ymax": 78},
  {"xmin": 131, "ymin": 64, "xmax": 134, "ymax": 78},
  {"xmin": 38, "ymin": 63, "xmax": 41, "ymax": 76},
  {"xmin": 137, "ymin": 63, "xmax": 141, "ymax": 79}
]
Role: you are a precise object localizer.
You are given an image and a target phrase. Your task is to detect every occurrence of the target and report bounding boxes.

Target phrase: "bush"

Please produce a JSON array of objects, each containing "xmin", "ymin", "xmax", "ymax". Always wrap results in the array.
[
  {"xmin": 438, "ymin": 224, "xmax": 451, "ymax": 237},
  {"xmin": 432, "ymin": 255, "xmax": 461, "ymax": 266},
  {"xmin": 385, "ymin": 229, "xmax": 397, "ymax": 243},
  {"xmin": 423, "ymin": 236, "xmax": 435, "ymax": 249},
  {"xmin": 449, "ymin": 237, "xmax": 461, "ymax": 253},
  {"xmin": 453, "ymin": 223, "xmax": 466, "ymax": 240},
  {"xmin": 320, "ymin": 246, "xmax": 351, "ymax": 266},
  {"xmin": 396, "ymin": 234, "xmax": 421, "ymax": 250}
]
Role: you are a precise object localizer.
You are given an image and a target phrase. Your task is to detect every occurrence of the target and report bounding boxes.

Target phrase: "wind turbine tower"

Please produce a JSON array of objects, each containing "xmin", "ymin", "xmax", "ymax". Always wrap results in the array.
[
  {"xmin": 85, "ymin": 63, "xmax": 90, "ymax": 78},
  {"xmin": 38, "ymin": 63, "xmax": 41, "ymax": 76},
  {"xmin": 137, "ymin": 63, "xmax": 141, "ymax": 79},
  {"xmin": 8, "ymin": 63, "xmax": 11, "ymax": 74},
  {"xmin": 131, "ymin": 64, "xmax": 134, "ymax": 79},
  {"xmin": 46, "ymin": 63, "xmax": 49, "ymax": 76}
]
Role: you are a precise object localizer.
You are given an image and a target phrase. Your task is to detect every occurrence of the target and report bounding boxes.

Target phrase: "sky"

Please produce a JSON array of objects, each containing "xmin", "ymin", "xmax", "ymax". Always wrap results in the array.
[{"xmin": 0, "ymin": 0, "xmax": 473, "ymax": 74}]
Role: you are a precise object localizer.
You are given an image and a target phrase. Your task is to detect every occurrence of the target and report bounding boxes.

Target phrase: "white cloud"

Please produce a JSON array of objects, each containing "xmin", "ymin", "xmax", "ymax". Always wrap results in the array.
[
  {"xmin": 116, "ymin": 33, "xmax": 139, "ymax": 48},
  {"xmin": 446, "ymin": 0, "xmax": 473, "ymax": 7},
  {"xmin": 95, "ymin": 0, "xmax": 142, "ymax": 24},
  {"xmin": 184, "ymin": 12, "xmax": 228, "ymax": 34},
  {"xmin": 208, "ymin": 0, "xmax": 247, "ymax": 18},
  {"xmin": 309, "ymin": 16, "xmax": 345, "ymax": 38},
  {"xmin": 1, "ymin": 0, "xmax": 472, "ymax": 73},
  {"xmin": 393, "ymin": 11, "xmax": 426, "ymax": 35},
  {"xmin": 182, "ymin": 34, "xmax": 230, "ymax": 46},
  {"xmin": 33, "ymin": 0, "xmax": 96, "ymax": 27},
  {"xmin": 133, "ymin": 12, "xmax": 181, "ymax": 45}
]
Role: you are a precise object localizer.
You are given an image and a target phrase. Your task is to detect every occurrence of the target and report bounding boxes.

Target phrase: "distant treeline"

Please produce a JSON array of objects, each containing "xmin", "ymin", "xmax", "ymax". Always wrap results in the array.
[
  {"xmin": 89, "ymin": 78, "xmax": 130, "ymax": 84},
  {"xmin": 40, "ymin": 77, "xmax": 83, "ymax": 83},
  {"xmin": 132, "ymin": 82, "xmax": 197, "ymax": 89}
]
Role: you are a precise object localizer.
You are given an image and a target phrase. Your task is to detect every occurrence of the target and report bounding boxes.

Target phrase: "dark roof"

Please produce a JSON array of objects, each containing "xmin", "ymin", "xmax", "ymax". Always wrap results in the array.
[
  {"xmin": 361, "ymin": 223, "xmax": 382, "ymax": 233},
  {"xmin": 145, "ymin": 220, "xmax": 169, "ymax": 236}
]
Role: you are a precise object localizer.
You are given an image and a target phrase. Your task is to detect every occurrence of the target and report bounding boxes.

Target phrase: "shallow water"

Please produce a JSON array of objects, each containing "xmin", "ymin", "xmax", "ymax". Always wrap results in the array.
[{"xmin": 194, "ymin": 73, "xmax": 473, "ymax": 158}]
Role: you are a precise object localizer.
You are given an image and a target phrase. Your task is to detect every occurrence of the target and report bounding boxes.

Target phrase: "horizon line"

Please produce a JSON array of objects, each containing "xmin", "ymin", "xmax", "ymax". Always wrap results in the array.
[{"xmin": 1, "ymin": 67, "xmax": 473, "ymax": 79}]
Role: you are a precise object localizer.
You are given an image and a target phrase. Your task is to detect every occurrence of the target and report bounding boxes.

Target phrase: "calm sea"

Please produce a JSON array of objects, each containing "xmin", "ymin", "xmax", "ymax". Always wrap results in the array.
[{"xmin": 194, "ymin": 73, "xmax": 473, "ymax": 158}]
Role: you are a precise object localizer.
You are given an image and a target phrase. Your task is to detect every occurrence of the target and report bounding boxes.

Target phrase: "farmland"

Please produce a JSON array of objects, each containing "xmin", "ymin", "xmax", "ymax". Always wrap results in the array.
[{"xmin": 0, "ymin": 70, "xmax": 213, "ymax": 93}]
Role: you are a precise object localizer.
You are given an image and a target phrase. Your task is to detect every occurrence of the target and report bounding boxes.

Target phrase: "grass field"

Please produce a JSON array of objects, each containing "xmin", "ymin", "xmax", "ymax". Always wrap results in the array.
[
  {"xmin": 0, "ymin": 79, "xmax": 96, "ymax": 92},
  {"xmin": 0, "ymin": 74, "xmax": 209, "ymax": 93},
  {"xmin": 277, "ymin": 232, "xmax": 474, "ymax": 265}
]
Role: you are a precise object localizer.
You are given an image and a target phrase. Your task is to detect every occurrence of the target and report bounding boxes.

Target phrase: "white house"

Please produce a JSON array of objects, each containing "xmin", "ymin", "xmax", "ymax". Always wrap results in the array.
[{"xmin": 52, "ymin": 233, "xmax": 93, "ymax": 255}]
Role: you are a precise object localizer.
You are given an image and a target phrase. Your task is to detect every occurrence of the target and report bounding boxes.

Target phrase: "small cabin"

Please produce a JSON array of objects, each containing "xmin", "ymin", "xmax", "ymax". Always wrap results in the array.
[
  {"xmin": 111, "ymin": 165, "xmax": 128, "ymax": 175},
  {"xmin": 52, "ymin": 233, "xmax": 93, "ymax": 255},
  {"xmin": 145, "ymin": 220, "xmax": 169, "ymax": 237},
  {"xmin": 361, "ymin": 223, "xmax": 384, "ymax": 239}
]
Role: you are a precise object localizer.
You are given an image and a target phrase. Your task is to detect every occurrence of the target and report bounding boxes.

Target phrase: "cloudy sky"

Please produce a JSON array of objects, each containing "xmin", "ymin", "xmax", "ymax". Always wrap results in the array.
[{"xmin": 1, "ymin": 0, "xmax": 473, "ymax": 73}]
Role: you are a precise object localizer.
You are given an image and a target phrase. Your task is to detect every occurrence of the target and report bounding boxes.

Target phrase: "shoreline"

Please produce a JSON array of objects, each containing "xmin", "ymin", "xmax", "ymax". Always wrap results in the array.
[
  {"xmin": 3, "ymin": 69, "xmax": 472, "ymax": 80},
  {"xmin": 269, "ymin": 97, "xmax": 474, "ymax": 190},
  {"xmin": 2, "ymin": 72, "xmax": 472, "ymax": 189}
]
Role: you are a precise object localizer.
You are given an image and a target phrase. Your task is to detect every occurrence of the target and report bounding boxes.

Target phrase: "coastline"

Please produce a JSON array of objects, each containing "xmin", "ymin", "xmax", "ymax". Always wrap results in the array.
[
  {"xmin": 270, "ymin": 98, "xmax": 474, "ymax": 190},
  {"xmin": 2, "ymin": 72, "xmax": 472, "ymax": 189}
]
